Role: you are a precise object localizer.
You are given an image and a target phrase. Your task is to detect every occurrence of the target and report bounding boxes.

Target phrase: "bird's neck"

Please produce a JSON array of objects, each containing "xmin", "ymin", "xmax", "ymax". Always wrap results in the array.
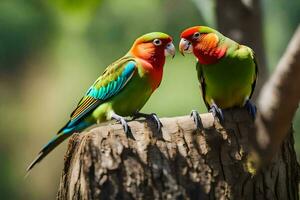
[
  {"xmin": 129, "ymin": 45, "xmax": 165, "ymax": 90},
  {"xmin": 194, "ymin": 33, "xmax": 227, "ymax": 65}
]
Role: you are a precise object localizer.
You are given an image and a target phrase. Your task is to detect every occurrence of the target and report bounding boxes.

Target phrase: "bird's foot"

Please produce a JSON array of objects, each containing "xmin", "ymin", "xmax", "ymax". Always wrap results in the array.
[
  {"xmin": 190, "ymin": 110, "xmax": 202, "ymax": 129},
  {"xmin": 209, "ymin": 103, "xmax": 224, "ymax": 121},
  {"xmin": 133, "ymin": 112, "xmax": 163, "ymax": 132},
  {"xmin": 245, "ymin": 100, "xmax": 257, "ymax": 119},
  {"xmin": 111, "ymin": 113, "xmax": 131, "ymax": 136}
]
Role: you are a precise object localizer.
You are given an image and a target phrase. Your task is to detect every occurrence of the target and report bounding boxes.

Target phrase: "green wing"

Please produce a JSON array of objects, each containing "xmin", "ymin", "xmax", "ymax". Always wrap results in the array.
[
  {"xmin": 196, "ymin": 62, "xmax": 210, "ymax": 109},
  {"xmin": 248, "ymin": 50, "xmax": 258, "ymax": 99},
  {"xmin": 60, "ymin": 56, "xmax": 137, "ymax": 131}
]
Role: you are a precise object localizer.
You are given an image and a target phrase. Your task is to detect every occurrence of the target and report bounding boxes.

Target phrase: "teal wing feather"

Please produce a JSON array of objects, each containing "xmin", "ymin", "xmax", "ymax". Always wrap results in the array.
[
  {"xmin": 26, "ymin": 57, "xmax": 137, "ymax": 172},
  {"xmin": 60, "ymin": 56, "xmax": 137, "ymax": 131}
]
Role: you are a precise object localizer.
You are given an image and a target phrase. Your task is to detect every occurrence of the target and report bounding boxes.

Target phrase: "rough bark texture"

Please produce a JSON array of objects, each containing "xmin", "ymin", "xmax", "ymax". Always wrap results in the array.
[
  {"xmin": 57, "ymin": 109, "xmax": 300, "ymax": 200},
  {"xmin": 216, "ymin": 0, "xmax": 268, "ymax": 99}
]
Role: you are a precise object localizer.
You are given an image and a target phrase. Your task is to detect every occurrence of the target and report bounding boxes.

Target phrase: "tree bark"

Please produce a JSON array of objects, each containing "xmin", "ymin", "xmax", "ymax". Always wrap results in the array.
[
  {"xmin": 57, "ymin": 109, "xmax": 299, "ymax": 200},
  {"xmin": 216, "ymin": 0, "xmax": 268, "ymax": 99}
]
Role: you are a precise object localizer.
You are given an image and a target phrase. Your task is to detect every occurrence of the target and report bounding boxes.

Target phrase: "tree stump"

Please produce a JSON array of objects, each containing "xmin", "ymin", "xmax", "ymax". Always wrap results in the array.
[{"xmin": 57, "ymin": 109, "xmax": 299, "ymax": 200}]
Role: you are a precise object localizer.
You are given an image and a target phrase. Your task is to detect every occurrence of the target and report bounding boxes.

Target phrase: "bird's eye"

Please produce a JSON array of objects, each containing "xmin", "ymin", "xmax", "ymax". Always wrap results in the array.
[
  {"xmin": 193, "ymin": 32, "xmax": 200, "ymax": 39},
  {"xmin": 153, "ymin": 39, "xmax": 162, "ymax": 46}
]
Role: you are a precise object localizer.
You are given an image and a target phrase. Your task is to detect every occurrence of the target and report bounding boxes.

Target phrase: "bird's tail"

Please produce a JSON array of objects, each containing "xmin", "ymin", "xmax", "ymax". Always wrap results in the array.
[
  {"xmin": 26, "ymin": 120, "xmax": 91, "ymax": 174},
  {"xmin": 26, "ymin": 132, "xmax": 71, "ymax": 173}
]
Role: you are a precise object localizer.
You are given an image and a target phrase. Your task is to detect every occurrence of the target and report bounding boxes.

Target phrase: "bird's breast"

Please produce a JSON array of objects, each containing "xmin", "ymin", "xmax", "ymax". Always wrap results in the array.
[{"xmin": 138, "ymin": 59, "xmax": 164, "ymax": 91}]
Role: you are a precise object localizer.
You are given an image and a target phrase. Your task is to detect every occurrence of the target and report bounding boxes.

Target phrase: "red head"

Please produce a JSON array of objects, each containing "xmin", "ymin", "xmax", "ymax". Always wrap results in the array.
[
  {"xmin": 179, "ymin": 26, "xmax": 226, "ymax": 64},
  {"xmin": 130, "ymin": 32, "xmax": 175, "ymax": 68}
]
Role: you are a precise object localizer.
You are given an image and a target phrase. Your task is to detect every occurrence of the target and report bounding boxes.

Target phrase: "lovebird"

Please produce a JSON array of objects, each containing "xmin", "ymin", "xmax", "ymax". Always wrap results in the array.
[
  {"xmin": 179, "ymin": 26, "xmax": 257, "ymax": 125},
  {"xmin": 27, "ymin": 32, "xmax": 175, "ymax": 172}
]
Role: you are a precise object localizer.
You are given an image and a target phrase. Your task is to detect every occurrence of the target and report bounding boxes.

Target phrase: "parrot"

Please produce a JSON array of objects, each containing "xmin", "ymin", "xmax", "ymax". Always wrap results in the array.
[
  {"xmin": 179, "ymin": 26, "xmax": 257, "ymax": 126},
  {"xmin": 27, "ymin": 32, "xmax": 175, "ymax": 172}
]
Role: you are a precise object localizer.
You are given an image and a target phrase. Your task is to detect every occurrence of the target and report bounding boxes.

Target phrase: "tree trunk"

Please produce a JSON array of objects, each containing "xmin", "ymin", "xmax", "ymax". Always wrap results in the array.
[
  {"xmin": 57, "ymin": 109, "xmax": 299, "ymax": 200},
  {"xmin": 216, "ymin": 0, "xmax": 268, "ymax": 99}
]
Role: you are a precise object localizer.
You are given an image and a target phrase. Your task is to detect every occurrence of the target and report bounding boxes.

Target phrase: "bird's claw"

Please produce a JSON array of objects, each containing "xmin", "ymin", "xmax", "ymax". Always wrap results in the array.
[
  {"xmin": 209, "ymin": 103, "xmax": 224, "ymax": 121},
  {"xmin": 150, "ymin": 113, "xmax": 163, "ymax": 131},
  {"xmin": 119, "ymin": 117, "xmax": 129, "ymax": 134},
  {"xmin": 245, "ymin": 100, "xmax": 257, "ymax": 119},
  {"xmin": 190, "ymin": 110, "xmax": 201, "ymax": 129},
  {"xmin": 111, "ymin": 113, "xmax": 131, "ymax": 136},
  {"xmin": 133, "ymin": 112, "xmax": 162, "ymax": 132}
]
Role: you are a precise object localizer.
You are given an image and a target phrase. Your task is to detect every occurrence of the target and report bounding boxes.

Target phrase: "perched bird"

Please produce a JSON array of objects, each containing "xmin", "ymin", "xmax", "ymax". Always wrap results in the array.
[
  {"xmin": 27, "ymin": 32, "xmax": 175, "ymax": 172},
  {"xmin": 179, "ymin": 26, "xmax": 257, "ymax": 125}
]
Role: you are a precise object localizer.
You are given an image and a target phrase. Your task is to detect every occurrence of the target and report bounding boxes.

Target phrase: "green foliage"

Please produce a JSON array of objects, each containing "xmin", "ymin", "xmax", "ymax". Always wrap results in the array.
[
  {"xmin": 50, "ymin": 0, "xmax": 102, "ymax": 13},
  {"xmin": 264, "ymin": 0, "xmax": 300, "ymax": 70},
  {"xmin": 0, "ymin": 0, "xmax": 53, "ymax": 71}
]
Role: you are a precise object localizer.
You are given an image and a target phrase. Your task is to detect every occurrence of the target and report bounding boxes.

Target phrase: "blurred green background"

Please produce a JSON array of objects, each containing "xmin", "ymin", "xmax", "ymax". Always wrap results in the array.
[{"xmin": 0, "ymin": 0, "xmax": 299, "ymax": 199}]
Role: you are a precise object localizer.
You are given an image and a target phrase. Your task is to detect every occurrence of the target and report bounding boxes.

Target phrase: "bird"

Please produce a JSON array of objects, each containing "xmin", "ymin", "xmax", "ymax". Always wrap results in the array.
[
  {"xmin": 27, "ymin": 32, "xmax": 175, "ymax": 172},
  {"xmin": 179, "ymin": 26, "xmax": 257, "ymax": 126}
]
